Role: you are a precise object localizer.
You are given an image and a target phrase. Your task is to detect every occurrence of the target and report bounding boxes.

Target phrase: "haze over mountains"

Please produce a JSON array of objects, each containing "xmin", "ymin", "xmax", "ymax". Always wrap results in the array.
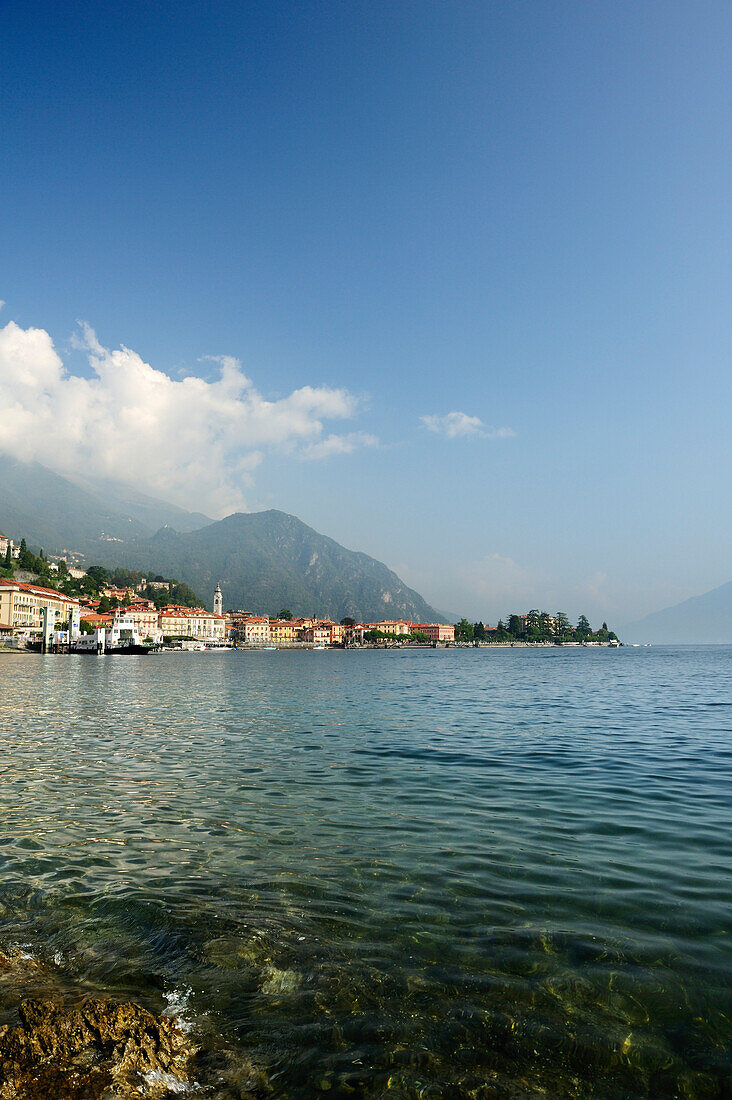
[
  {"xmin": 622, "ymin": 582, "xmax": 732, "ymax": 645},
  {"xmin": 0, "ymin": 458, "xmax": 447, "ymax": 623}
]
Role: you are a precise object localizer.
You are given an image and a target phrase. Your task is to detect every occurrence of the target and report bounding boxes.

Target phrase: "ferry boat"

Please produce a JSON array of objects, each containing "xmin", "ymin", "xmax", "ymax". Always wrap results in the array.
[{"xmin": 72, "ymin": 615, "xmax": 152, "ymax": 655}]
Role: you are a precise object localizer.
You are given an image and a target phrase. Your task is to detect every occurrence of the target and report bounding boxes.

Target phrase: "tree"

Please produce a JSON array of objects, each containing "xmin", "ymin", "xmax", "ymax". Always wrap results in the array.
[
  {"xmin": 341, "ymin": 616, "xmax": 356, "ymax": 626},
  {"xmin": 576, "ymin": 614, "xmax": 592, "ymax": 638},
  {"xmin": 18, "ymin": 538, "xmax": 34, "ymax": 570},
  {"xmin": 473, "ymin": 621, "xmax": 486, "ymax": 641},
  {"xmin": 58, "ymin": 559, "xmax": 68, "ymax": 577},
  {"xmin": 507, "ymin": 614, "xmax": 523, "ymax": 638},
  {"xmin": 454, "ymin": 618, "xmax": 474, "ymax": 642},
  {"xmin": 277, "ymin": 609, "xmax": 293, "ymax": 620},
  {"xmin": 555, "ymin": 612, "xmax": 571, "ymax": 638},
  {"xmin": 98, "ymin": 595, "xmax": 111, "ymax": 614},
  {"xmin": 87, "ymin": 565, "xmax": 110, "ymax": 588},
  {"xmin": 3, "ymin": 545, "xmax": 11, "ymax": 569}
]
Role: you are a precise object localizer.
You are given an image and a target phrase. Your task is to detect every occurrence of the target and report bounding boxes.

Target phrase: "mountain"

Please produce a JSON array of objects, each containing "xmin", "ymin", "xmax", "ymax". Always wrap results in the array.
[
  {"xmin": 112, "ymin": 510, "xmax": 450, "ymax": 623},
  {"xmin": 0, "ymin": 460, "xmax": 449, "ymax": 623},
  {"xmin": 0, "ymin": 456, "xmax": 210, "ymax": 554},
  {"xmin": 623, "ymin": 581, "xmax": 732, "ymax": 644}
]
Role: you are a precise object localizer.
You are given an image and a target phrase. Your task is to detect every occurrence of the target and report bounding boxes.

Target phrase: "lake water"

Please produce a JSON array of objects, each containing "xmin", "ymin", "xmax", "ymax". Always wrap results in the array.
[{"xmin": 0, "ymin": 646, "xmax": 730, "ymax": 1097}]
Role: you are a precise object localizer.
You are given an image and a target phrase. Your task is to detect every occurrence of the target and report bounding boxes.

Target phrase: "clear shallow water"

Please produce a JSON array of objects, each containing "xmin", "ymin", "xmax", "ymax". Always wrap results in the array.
[{"xmin": 0, "ymin": 646, "xmax": 730, "ymax": 1097}]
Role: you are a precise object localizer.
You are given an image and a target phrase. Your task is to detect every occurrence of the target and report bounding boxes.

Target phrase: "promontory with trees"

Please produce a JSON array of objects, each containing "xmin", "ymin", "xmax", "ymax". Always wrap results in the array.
[{"xmin": 454, "ymin": 611, "xmax": 618, "ymax": 645}]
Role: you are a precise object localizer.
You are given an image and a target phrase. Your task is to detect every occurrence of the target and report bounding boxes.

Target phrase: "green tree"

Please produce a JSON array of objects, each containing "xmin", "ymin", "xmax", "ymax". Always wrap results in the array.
[
  {"xmin": 507, "ymin": 614, "xmax": 523, "ymax": 639},
  {"xmin": 3, "ymin": 545, "xmax": 11, "ymax": 569},
  {"xmin": 576, "ymin": 614, "xmax": 592, "ymax": 638},
  {"xmin": 86, "ymin": 565, "xmax": 110, "ymax": 588},
  {"xmin": 341, "ymin": 616, "xmax": 356, "ymax": 626},
  {"xmin": 454, "ymin": 618, "xmax": 474, "ymax": 642},
  {"xmin": 277, "ymin": 609, "xmax": 293, "ymax": 620},
  {"xmin": 555, "ymin": 612, "xmax": 570, "ymax": 638},
  {"xmin": 473, "ymin": 621, "xmax": 486, "ymax": 641},
  {"xmin": 18, "ymin": 538, "xmax": 35, "ymax": 570},
  {"xmin": 98, "ymin": 595, "xmax": 112, "ymax": 614}
]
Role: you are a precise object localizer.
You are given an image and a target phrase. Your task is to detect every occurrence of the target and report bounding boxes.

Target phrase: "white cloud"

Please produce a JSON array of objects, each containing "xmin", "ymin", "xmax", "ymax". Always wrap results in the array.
[
  {"xmin": 0, "ymin": 318, "xmax": 377, "ymax": 516},
  {"xmin": 420, "ymin": 411, "xmax": 515, "ymax": 440},
  {"xmin": 299, "ymin": 431, "xmax": 379, "ymax": 461}
]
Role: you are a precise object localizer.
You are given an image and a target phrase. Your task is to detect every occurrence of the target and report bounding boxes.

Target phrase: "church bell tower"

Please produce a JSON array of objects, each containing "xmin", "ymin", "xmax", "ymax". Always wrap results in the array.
[{"xmin": 213, "ymin": 583, "xmax": 223, "ymax": 617}]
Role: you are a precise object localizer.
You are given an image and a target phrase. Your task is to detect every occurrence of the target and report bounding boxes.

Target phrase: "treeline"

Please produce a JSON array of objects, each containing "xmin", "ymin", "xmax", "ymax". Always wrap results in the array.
[
  {"xmin": 1, "ymin": 541, "xmax": 201, "ymax": 609},
  {"xmin": 362, "ymin": 628, "xmax": 429, "ymax": 643},
  {"xmin": 454, "ymin": 611, "xmax": 618, "ymax": 644}
]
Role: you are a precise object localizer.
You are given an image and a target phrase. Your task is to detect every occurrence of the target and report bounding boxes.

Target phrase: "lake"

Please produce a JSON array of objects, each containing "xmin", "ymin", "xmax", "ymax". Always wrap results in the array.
[{"xmin": 0, "ymin": 646, "xmax": 730, "ymax": 1097}]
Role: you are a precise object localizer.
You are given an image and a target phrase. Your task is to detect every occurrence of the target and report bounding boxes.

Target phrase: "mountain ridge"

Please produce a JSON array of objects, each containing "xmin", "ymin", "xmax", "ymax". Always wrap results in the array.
[
  {"xmin": 0, "ymin": 460, "xmax": 449, "ymax": 623},
  {"xmin": 623, "ymin": 580, "xmax": 732, "ymax": 644}
]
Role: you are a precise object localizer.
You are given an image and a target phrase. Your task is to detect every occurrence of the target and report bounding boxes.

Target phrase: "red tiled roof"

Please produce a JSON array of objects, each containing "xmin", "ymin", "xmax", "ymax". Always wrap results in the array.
[{"xmin": 0, "ymin": 578, "xmax": 78, "ymax": 603}]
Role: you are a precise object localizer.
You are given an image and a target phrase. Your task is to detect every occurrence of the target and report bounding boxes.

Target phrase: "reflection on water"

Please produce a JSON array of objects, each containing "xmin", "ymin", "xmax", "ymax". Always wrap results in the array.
[{"xmin": 0, "ymin": 647, "xmax": 730, "ymax": 1096}]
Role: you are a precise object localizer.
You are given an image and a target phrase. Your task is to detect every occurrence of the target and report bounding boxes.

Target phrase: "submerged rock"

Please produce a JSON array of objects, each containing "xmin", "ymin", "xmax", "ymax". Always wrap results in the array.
[{"xmin": 0, "ymin": 996, "xmax": 195, "ymax": 1098}]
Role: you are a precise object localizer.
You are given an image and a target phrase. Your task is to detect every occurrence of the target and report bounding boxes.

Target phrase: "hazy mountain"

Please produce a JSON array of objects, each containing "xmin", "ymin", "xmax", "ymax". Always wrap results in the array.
[
  {"xmin": 0, "ymin": 457, "xmax": 210, "ymax": 553},
  {"xmin": 112, "ymin": 510, "xmax": 450, "ymax": 623},
  {"xmin": 623, "ymin": 581, "xmax": 732, "ymax": 644},
  {"xmin": 0, "ymin": 461, "xmax": 448, "ymax": 622}
]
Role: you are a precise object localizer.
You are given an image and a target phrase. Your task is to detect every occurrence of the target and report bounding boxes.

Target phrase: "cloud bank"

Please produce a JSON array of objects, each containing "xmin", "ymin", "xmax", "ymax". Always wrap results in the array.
[
  {"xmin": 0, "ymin": 319, "xmax": 375, "ymax": 515},
  {"xmin": 420, "ymin": 411, "xmax": 515, "ymax": 440}
]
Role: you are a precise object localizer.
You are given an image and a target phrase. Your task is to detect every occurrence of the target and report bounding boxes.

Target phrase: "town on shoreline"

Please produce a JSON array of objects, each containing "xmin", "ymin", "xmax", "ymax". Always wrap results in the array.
[{"xmin": 0, "ymin": 531, "xmax": 619, "ymax": 651}]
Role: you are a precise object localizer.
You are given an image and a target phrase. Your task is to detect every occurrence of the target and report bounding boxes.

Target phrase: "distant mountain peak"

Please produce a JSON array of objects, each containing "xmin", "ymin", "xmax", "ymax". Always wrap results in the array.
[
  {"xmin": 0, "ymin": 461, "xmax": 448, "ymax": 623},
  {"xmin": 623, "ymin": 580, "xmax": 732, "ymax": 644}
]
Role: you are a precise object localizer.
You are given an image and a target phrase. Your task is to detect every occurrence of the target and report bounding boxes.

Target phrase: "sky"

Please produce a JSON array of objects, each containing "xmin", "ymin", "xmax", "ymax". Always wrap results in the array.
[{"xmin": 1, "ymin": 0, "xmax": 730, "ymax": 626}]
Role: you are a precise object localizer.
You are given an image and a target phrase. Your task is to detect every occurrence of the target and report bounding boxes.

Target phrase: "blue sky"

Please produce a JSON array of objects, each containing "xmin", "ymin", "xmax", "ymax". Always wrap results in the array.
[{"xmin": 1, "ymin": 0, "xmax": 730, "ymax": 624}]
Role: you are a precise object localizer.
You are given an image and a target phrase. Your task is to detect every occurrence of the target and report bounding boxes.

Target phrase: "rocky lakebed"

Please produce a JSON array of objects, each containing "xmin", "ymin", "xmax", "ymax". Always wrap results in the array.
[{"xmin": 0, "ymin": 950, "xmax": 268, "ymax": 1099}]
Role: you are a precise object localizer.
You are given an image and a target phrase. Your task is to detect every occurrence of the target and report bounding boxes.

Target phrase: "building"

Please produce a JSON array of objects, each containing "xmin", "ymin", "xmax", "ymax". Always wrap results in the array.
[
  {"xmin": 237, "ymin": 616, "xmax": 271, "ymax": 646},
  {"xmin": 101, "ymin": 586, "xmax": 138, "ymax": 601},
  {"xmin": 0, "ymin": 535, "xmax": 20, "ymax": 560},
  {"xmin": 124, "ymin": 604, "xmax": 163, "ymax": 644},
  {"xmin": 301, "ymin": 625, "xmax": 332, "ymax": 646},
  {"xmin": 367, "ymin": 620, "xmax": 412, "ymax": 636},
  {"xmin": 269, "ymin": 618, "xmax": 296, "ymax": 645},
  {"xmin": 412, "ymin": 623, "xmax": 455, "ymax": 643},
  {"xmin": 0, "ymin": 579, "xmax": 81, "ymax": 635},
  {"xmin": 315, "ymin": 620, "xmax": 344, "ymax": 644},
  {"xmin": 342, "ymin": 622, "xmax": 368, "ymax": 644},
  {"xmin": 213, "ymin": 583, "xmax": 223, "ymax": 617},
  {"xmin": 159, "ymin": 605, "xmax": 226, "ymax": 643}
]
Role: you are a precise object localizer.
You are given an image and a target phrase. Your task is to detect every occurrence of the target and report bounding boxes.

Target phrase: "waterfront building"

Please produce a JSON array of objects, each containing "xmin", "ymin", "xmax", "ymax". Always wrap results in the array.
[
  {"xmin": 300, "ymin": 625, "xmax": 332, "ymax": 646},
  {"xmin": 314, "ymin": 620, "xmax": 344, "ymax": 644},
  {"xmin": 237, "ymin": 616, "xmax": 271, "ymax": 646},
  {"xmin": 159, "ymin": 605, "xmax": 226, "ymax": 643},
  {"xmin": 124, "ymin": 604, "xmax": 163, "ymax": 644},
  {"xmin": 413, "ymin": 623, "xmax": 455, "ymax": 643},
  {"xmin": 342, "ymin": 622, "xmax": 368, "ymax": 644},
  {"xmin": 269, "ymin": 618, "xmax": 296, "ymax": 645},
  {"xmin": 368, "ymin": 620, "xmax": 412, "ymax": 636},
  {"xmin": 0, "ymin": 579, "xmax": 81, "ymax": 635}
]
